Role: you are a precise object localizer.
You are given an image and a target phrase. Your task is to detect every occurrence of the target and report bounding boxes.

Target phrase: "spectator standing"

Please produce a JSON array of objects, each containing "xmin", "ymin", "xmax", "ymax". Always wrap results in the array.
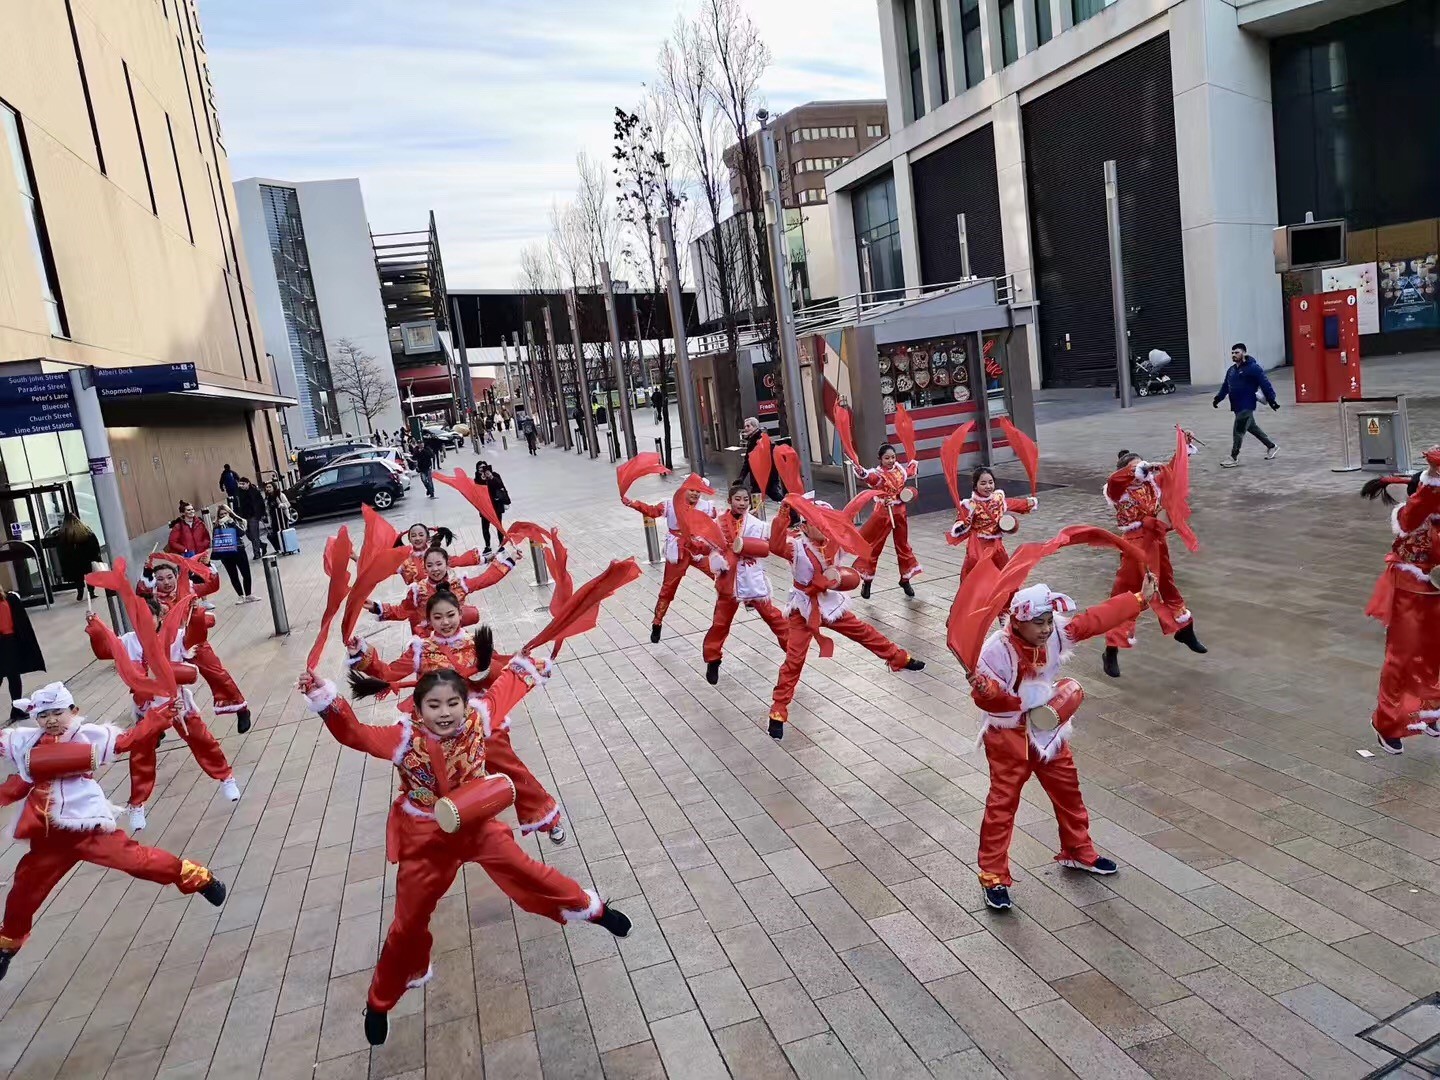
[
  {"xmin": 262, "ymin": 480, "xmax": 291, "ymax": 552},
  {"xmin": 1213, "ymin": 343, "xmax": 1280, "ymax": 468},
  {"xmin": 218, "ymin": 464, "xmax": 239, "ymax": 508},
  {"xmin": 424, "ymin": 431, "xmax": 445, "ymax": 468},
  {"xmin": 572, "ymin": 405, "xmax": 588, "ymax": 452},
  {"xmin": 520, "ymin": 412, "xmax": 538, "ymax": 455},
  {"xmin": 234, "ymin": 477, "xmax": 267, "ymax": 557},
  {"xmin": 56, "ymin": 511, "xmax": 101, "ymax": 601},
  {"xmin": 0, "ymin": 590, "xmax": 44, "ymax": 721},
  {"xmin": 651, "ymin": 386, "xmax": 665, "ymax": 424},
  {"xmin": 413, "ymin": 440, "xmax": 437, "ymax": 498},
  {"xmin": 474, "ymin": 461, "xmax": 510, "ymax": 552},
  {"xmin": 211, "ymin": 506, "xmax": 258, "ymax": 602},
  {"xmin": 168, "ymin": 502, "xmax": 211, "ymax": 557},
  {"xmin": 734, "ymin": 416, "xmax": 786, "ymax": 502}
]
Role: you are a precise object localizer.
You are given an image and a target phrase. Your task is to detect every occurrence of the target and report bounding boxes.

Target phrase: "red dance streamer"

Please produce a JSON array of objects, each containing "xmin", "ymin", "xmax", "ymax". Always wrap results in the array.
[
  {"xmin": 616, "ymin": 452, "xmax": 669, "ymax": 501},
  {"xmin": 773, "ymin": 445, "xmax": 805, "ymax": 496},
  {"xmin": 782, "ymin": 494, "xmax": 869, "ymax": 558},
  {"xmin": 940, "ymin": 422, "xmax": 975, "ymax": 513},
  {"xmin": 1164, "ymin": 426, "xmax": 1199, "ymax": 553},
  {"xmin": 892, "ymin": 403, "xmax": 918, "ymax": 464},
  {"xmin": 341, "ymin": 507, "xmax": 411, "ymax": 642},
  {"xmin": 748, "ymin": 433, "xmax": 773, "ymax": 499},
  {"xmin": 433, "ymin": 469, "xmax": 502, "ymax": 534},
  {"xmin": 524, "ymin": 558, "xmax": 643, "ymax": 655},
  {"xmin": 307, "ymin": 527, "xmax": 354, "ymax": 671},
  {"xmin": 834, "ymin": 403, "xmax": 860, "ymax": 467},
  {"xmin": 994, "ymin": 416, "xmax": 1040, "ymax": 497}
]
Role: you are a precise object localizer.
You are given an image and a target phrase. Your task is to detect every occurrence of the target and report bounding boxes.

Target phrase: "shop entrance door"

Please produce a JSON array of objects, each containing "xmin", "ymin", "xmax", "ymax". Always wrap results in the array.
[{"xmin": 0, "ymin": 481, "xmax": 78, "ymax": 605}]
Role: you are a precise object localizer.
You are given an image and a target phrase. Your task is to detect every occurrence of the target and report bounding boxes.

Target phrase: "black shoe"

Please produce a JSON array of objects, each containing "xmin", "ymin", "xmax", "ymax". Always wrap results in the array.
[
  {"xmin": 899, "ymin": 580, "xmax": 915, "ymax": 598},
  {"xmin": 200, "ymin": 877, "xmax": 227, "ymax": 907},
  {"xmin": 364, "ymin": 1007, "xmax": 389, "ymax": 1046},
  {"xmin": 0, "ymin": 947, "xmax": 13, "ymax": 982},
  {"xmin": 596, "ymin": 905, "xmax": 631, "ymax": 938},
  {"xmin": 705, "ymin": 660, "xmax": 720, "ymax": 685},
  {"xmin": 768, "ymin": 719, "xmax": 785, "ymax": 740},
  {"xmin": 1377, "ymin": 731, "xmax": 1404, "ymax": 755},
  {"xmin": 983, "ymin": 885, "xmax": 1013, "ymax": 911},
  {"xmin": 904, "ymin": 658, "xmax": 925, "ymax": 672},
  {"xmin": 1174, "ymin": 624, "xmax": 1207, "ymax": 654},
  {"xmin": 649, "ymin": 624, "xmax": 662, "ymax": 644},
  {"xmin": 1102, "ymin": 646, "xmax": 1121, "ymax": 679},
  {"xmin": 860, "ymin": 580, "xmax": 872, "ymax": 600},
  {"xmin": 1058, "ymin": 856, "xmax": 1119, "ymax": 875},
  {"xmin": 236, "ymin": 708, "xmax": 252, "ymax": 735}
]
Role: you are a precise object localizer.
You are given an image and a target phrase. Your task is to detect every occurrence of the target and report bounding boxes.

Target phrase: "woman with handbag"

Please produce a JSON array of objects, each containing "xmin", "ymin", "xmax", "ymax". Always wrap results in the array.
[{"xmin": 210, "ymin": 507, "xmax": 257, "ymax": 602}]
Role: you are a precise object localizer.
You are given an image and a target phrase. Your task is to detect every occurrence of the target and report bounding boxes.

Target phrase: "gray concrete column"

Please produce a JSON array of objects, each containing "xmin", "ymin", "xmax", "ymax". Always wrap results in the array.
[
  {"xmin": 892, "ymin": 158, "xmax": 923, "ymax": 292},
  {"xmin": 991, "ymin": 94, "xmax": 1043, "ymax": 388},
  {"xmin": 877, "ymin": 0, "xmax": 912, "ymax": 133},
  {"xmin": 830, "ymin": 189, "xmax": 863, "ymax": 298},
  {"xmin": 1052, "ymin": 0, "xmax": 1073, "ymax": 36},
  {"xmin": 938, "ymin": 0, "xmax": 963, "ymax": 98},
  {"xmin": 914, "ymin": 0, "xmax": 943, "ymax": 110},
  {"xmin": 979, "ymin": 0, "xmax": 1005, "ymax": 77}
]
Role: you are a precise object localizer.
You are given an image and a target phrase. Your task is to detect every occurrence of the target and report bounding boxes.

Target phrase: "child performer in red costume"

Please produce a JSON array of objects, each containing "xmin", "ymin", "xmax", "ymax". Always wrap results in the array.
[
  {"xmin": 1361, "ymin": 447, "xmax": 1440, "ymax": 754},
  {"xmin": 347, "ymin": 590, "xmax": 568, "ymax": 843},
  {"xmin": 967, "ymin": 579, "xmax": 1154, "ymax": 911},
  {"xmin": 296, "ymin": 661, "xmax": 630, "ymax": 1047},
  {"xmin": 702, "ymin": 485, "xmax": 791, "ymax": 686},
  {"xmin": 393, "ymin": 523, "xmax": 481, "ymax": 586},
  {"xmin": 143, "ymin": 558, "xmax": 252, "ymax": 732},
  {"xmin": 368, "ymin": 545, "xmax": 518, "ymax": 633},
  {"xmin": 0, "ymin": 682, "xmax": 227, "ymax": 982},
  {"xmin": 1100, "ymin": 440, "xmax": 1207, "ymax": 677},
  {"xmin": 948, "ymin": 465, "xmax": 1038, "ymax": 576},
  {"xmin": 853, "ymin": 443, "xmax": 922, "ymax": 598},
  {"xmin": 767, "ymin": 498, "xmax": 924, "ymax": 739},
  {"xmin": 622, "ymin": 476, "xmax": 716, "ymax": 643},
  {"xmin": 85, "ymin": 605, "xmax": 240, "ymax": 831}
]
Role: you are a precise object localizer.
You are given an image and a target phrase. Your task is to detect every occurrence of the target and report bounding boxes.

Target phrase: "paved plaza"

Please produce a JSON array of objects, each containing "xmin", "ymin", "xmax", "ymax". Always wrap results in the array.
[{"xmin": 5, "ymin": 359, "xmax": 1440, "ymax": 1079}]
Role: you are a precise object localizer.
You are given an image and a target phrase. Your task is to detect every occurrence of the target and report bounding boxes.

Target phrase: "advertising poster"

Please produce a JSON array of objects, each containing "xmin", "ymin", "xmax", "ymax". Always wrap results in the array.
[
  {"xmin": 1378, "ymin": 256, "xmax": 1438, "ymax": 332},
  {"xmin": 1321, "ymin": 263, "xmax": 1380, "ymax": 335}
]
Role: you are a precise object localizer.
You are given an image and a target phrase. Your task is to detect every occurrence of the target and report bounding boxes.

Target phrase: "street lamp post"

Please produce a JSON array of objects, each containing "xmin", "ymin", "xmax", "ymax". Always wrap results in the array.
[
  {"xmin": 600, "ymin": 259, "xmax": 638, "ymax": 458},
  {"xmin": 658, "ymin": 214, "xmax": 704, "ymax": 478}
]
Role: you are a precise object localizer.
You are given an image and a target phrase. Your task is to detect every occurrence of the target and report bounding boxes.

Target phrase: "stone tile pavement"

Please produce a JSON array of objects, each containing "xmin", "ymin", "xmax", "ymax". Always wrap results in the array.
[{"xmin": 3, "ymin": 355, "xmax": 1440, "ymax": 1078}]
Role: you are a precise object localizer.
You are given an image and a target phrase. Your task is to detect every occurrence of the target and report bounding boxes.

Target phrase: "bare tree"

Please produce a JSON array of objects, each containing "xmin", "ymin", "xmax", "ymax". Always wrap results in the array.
[
  {"xmin": 574, "ymin": 151, "xmax": 620, "ymax": 290},
  {"xmin": 328, "ymin": 338, "xmax": 395, "ymax": 435},
  {"xmin": 515, "ymin": 242, "xmax": 561, "ymax": 433}
]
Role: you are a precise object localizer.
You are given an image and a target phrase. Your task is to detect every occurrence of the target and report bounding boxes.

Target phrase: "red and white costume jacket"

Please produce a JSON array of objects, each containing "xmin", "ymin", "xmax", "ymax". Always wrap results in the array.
[
  {"xmin": 85, "ymin": 621, "xmax": 201, "ymax": 718},
  {"xmin": 303, "ymin": 656, "xmax": 550, "ymax": 853},
  {"xmin": 140, "ymin": 566, "xmax": 220, "ymax": 607},
  {"xmin": 711, "ymin": 509, "xmax": 773, "ymax": 602},
  {"xmin": 770, "ymin": 527, "xmax": 851, "ymax": 627},
  {"xmin": 1103, "ymin": 445, "xmax": 1195, "ymax": 534},
  {"xmin": 1367, "ymin": 473, "xmax": 1440, "ymax": 625},
  {"xmin": 628, "ymin": 497, "xmax": 717, "ymax": 564},
  {"xmin": 377, "ymin": 552, "xmax": 519, "ymax": 631},
  {"xmin": 857, "ymin": 461, "xmax": 918, "ymax": 506},
  {"xmin": 352, "ymin": 632, "xmax": 506, "ymax": 724},
  {"xmin": 969, "ymin": 591, "xmax": 1145, "ymax": 760},
  {"xmin": 0, "ymin": 711, "xmax": 169, "ymax": 837},
  {"xmin": 948, "ymin": 490, "xmax": 1037, "ymax": 567},
  {"xmin": 397, "ymin": 545, "xmax": 481, "ymax": 586}
]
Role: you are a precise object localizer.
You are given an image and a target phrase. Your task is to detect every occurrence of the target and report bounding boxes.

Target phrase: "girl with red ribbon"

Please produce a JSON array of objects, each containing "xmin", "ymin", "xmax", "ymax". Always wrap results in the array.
[
  {"xmin": 852, "ymin": 443, "xmax": 923, "ymax": 598},
  {"xmin": 700, "ymin": 485, "xmax": 791, "ymax": 685},
  {"xmin": 621, "ymin": 473, "xmax": 717, "ymax": 642}
]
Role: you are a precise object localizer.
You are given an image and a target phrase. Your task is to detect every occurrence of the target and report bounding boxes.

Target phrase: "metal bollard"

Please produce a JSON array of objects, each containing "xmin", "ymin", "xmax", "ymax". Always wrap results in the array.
[
  {"xmin": 608, "ymin": 425, "xmax": 620, "ymax": 463},
  {"xmin": 751, "ymin": 493, "xmax": 767, "ymax": 521},
  {"xmin": 502, "ymin": 433, "xmax": 508, "ymax": 451},
  {"xmin": 261, "ymin": 554, "xmax": 290, "ymax": 635},
  {"xmin": 105, "ymin": 589, "xmax": 130, "ymax": 634},
  {"xmin": 843, "ymin": 465, "xmax": 858, "ymax": 502},
  {"xmin": 530, "ymin": 539, "xmax": 550, "ymax": 586},
  {"xmin": 643, "ymin": 516, "xmax": 662, "ymax": 564}
]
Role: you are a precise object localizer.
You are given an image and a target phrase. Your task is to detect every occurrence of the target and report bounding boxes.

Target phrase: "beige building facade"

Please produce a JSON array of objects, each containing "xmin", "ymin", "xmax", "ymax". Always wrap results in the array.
[{"xmin": 0, "ymin": 0, "xmax": 287, "ymax": 568}]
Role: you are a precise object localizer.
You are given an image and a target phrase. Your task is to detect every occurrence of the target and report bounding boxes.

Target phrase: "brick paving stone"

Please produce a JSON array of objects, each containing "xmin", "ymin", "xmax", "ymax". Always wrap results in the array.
[
  {"xmin": 716, "ymin": 922, "xmax": 793, "ymax": 988},
  {"xmin": 840, "ymin": 941, "xmax": 974, "ymax": 1063},
  {"xmin": 1124, "ymin": 1033, "xmax": 1229, "ymax": 1080},
  {"xmin": 783, "ymin": 1031, "xmax": 865, "ymax": 1080},
  {"xmin": 1018, "ymin": 997, "xmax": 1153, "ymax": 1080},
  {"xmin": 648, "ymin": 1011, "xmax": 728, "ymax": 1080},
  {"xmin": 1051, "ymin": 971, "xmax": 1170, "ymax": 1050},
  {"xmin": 748, "ymin": 977, "xmax": 829, "ymax": 1045},
  {"xmin": 600, "ymin": 1040, "xmax": 667, "ymax": 1080},
  {"xmin": 629, "ymin": 962, "xmax": 695, "ymax": 1023},
  {"xmin": 770, "ymin": 925, "xmax": 860, "ymax": 999},
  {"xmin": 576, "ymin": 955, "xmax": 648, "ymax": 1053},
  {"xmin": 686, "ymin": 966, "xmax": 759, "ymax": 1029}
]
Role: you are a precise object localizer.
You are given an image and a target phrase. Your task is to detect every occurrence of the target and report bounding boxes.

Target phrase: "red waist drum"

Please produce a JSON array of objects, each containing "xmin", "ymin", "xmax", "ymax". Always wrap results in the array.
[
  {"xmin": 28, "ymin": 742, "xmax": 100, "ymax": 781},
  {"xmin": 1026, "ymin": 678, "xmax": 1084, "ymax": 732},
  {"xmin": 831, "ymin": 567, "xmax": 862, "ymax": 592},
  {"xmin": 434, "ymin": 773, "xmax": 516, "ymax": 834}
]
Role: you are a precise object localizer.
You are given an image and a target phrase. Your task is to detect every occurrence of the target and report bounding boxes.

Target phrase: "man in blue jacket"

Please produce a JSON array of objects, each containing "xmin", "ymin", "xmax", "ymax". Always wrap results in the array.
[{"xmin": 1213, "ymin": 344, "xmax": 1279, "ymax": 467}]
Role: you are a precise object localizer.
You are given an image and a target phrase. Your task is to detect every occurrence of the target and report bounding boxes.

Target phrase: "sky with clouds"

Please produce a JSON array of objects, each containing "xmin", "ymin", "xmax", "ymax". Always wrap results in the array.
[{"xmin": 204, "ymin": 0, "xmax": 886, "ymax": 288}]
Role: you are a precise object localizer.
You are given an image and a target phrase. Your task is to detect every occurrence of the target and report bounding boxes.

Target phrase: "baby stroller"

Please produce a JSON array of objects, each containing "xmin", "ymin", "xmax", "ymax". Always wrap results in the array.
[{"xmin": 1133, "ymin": 349, "xmax": 1177, "ymax": 397}]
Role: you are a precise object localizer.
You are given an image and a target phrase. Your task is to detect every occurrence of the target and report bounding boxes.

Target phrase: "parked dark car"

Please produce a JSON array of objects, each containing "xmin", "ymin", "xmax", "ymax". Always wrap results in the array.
[
  {"xmin": 294, "ymin": 441, "xmax": 376, "ymax": 479},
  {"xmin": 422, "ymin": 425, "xmax": 464, "ymax": 450},
  {"xmin": 287, "ymin": 460, "xmax": 404, "ymax": 521}
]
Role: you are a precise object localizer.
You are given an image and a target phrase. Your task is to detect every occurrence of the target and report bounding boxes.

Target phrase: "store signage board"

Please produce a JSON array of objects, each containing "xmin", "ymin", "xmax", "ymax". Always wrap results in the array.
[
  {"xmin": 0, "ymin": 372, "xmax": 79, "ymax": 437},
  {"xmin": 94, "ymin": 362, "xmax": 198, "ymax": 398}
]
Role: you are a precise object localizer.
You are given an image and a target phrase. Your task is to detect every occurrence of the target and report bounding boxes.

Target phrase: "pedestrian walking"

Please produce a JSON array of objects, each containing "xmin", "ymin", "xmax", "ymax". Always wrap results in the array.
[
  {"xmin": 218, "ymin": 463, "xmax": 239, "ymax": 508},
  {"xmin": 55, "ymin": 511, "xmax": 100, "ymax": 601},
  {"xmin": 234, "ymin": 477, "xmax": 266, "ymax": 557},
  {"xmin": 474, "ymin": 461, "xmax": 510, "ymax": 552},
  {"xmin": 520, "ymin": 412, "xmax": 538, "ymax": 455},
  {"xmin": 572, "ymin": 405, "xmax": 588, "ymax": 452},
  {"xmin": 210, "ymin": 507, "xmax": 257, "ymax": 602},
  {"xmin": 262, "ymin": 480, "xmax": 291, "ymax": 552},
  {"xmin": 651, "ymin": 386, "xmax": 664, "ymax": 425},
  {"xmin": 1214, "ymin": 344, "xmax": 1279, "ymax": 467},
  {"xmin": 413, "ymin": 440, "xmax": 437, "ymax": 498}
]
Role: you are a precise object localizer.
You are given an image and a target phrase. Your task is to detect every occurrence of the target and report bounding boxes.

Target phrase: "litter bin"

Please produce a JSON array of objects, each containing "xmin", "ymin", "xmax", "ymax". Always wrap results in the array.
[{"xmin": 1357, "ymin": 410, "xmax": 1405, "ymax": 472}]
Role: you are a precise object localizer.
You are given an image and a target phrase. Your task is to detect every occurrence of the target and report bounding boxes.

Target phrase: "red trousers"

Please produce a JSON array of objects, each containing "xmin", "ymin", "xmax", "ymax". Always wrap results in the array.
[
  {"xmin": 127, "ymin": 711, "xmax": 234, "ymax": 808},
  {"xmin": 961, "ymin": 535, "xmax": 1011, "ymax": 578},
  {"xmin": 192, "ymin": 643, "xmax": 246, "ymax": 713},
  {"xmin": 0, "ymin": 829, "xmax": 211, "ymax": 950},
  {"xmin": 1105, "ymin": 526, "xmax": 1190, "ymax": 648},
  {"xmin": 769, "ymin": 610, "xmax": 909, "ymax": 720},
  {"xmin": 1373, "ymin": 584, "xmax": 1440, "ymax": 740},
  {"xmin": 485, "ymin": 729, "xmax": 561, "ymax": 833},
  {"xmin": 371, "ymin": 814, "xmax": 595, "ymax": 1011},
  {"xmin": 703, "ymin": 595, "xmax": 790, "ymax": 663},
  {"xmin": 653, "ymin": 558, "xmax": 713, "ymax": 625},
  {"xmin": 978, "ymin": 726, "xmax": 1098, "ymax": 887},
  {"xmin": 855, "ymin": 506, "xmax": 921, "ymax": 582}
]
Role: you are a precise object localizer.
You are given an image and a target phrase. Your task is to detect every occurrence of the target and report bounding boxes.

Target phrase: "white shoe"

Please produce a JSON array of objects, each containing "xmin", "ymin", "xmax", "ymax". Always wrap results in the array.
[
  {"xmin": 221, "ymin": 778, "xmax": 240, "ymax": 801},
  {"xmin": 1220, "ymin": 457, "xmax": 1240, "ymax": 468},
  {"xmin": 1265, "ymin": 446, "xmax": 1279, "ymax": 460},
  {"xmin": 128, "ymin": 805, "xmax": 147, "ymax": 831}
]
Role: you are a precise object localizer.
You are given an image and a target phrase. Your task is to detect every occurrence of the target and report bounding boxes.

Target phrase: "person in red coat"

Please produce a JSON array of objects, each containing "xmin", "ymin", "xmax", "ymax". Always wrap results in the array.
[
  {"xmin": 852, "ymin": 444, "xmax": 921, "ymax": 598},
  {"xmin": 948, "ymin": 465, "xmax": 1037, "ymax": 577},
  {"xmin": 167, "ymin": 502, "xmax": 211, "ymax": 557},
  {"xmin": 1361, "ymin": 448, "xmax": 1440, "ymax": 753}
]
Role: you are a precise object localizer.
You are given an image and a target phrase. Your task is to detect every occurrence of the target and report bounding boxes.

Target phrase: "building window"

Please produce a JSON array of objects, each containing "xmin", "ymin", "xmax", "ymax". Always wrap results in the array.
[
  {"xmin": 932, "ymin": 0, "xmax": 950, "ymax": 103},
  {"xmin": 1072, "ymin": 0, "xmax": 1110, "ymax": 23},
  {"xmin": 122, "ymin": 61, "xmax": 158, "ymax": 216},
  {"xmin": 165, "ymin": 114, "xmax": 194, "ymax": 243},
  {"xmin": 1031, "ymin": 0, "xmax": 1053, "ymax": 44},
  {"xmin": 62, "ymin": 0, "xmax": 105, "ymax": 174},
  {"xmin": 1, "ymin": 102, "xmax": 68, "ymax": 337},
  {"xmin": 853, "ymin": 172, "xmax": 905, "ymax": 295},
  {"xmin": 867, "ymin": 123, "xmax": 886, "ymax": 138},
  {"xmin": 1000, "ymin": 0, "xmax": 1018, "ymax": 65},
  {"xmin": 904, "ymin": 0, "xmax": 926, "ymax": 121},
  {"xmin": 961, "ymin": 0, "xmax": 984, "ymax": 88}
]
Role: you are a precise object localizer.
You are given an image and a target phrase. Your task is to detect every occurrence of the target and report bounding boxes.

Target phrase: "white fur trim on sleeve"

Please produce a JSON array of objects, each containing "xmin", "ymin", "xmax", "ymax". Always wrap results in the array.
[
  {"xmin": 304, "ymin": 681, "xmax": 338, "ymax": 714},
  {"xmin": 391, "ymin": 714, "xmax": 414, "ymax": 765},
  {"xmin": 562, "ymin": 889, "xmax": 603, "ymax": 923},
  {"xmin": 508, "ymin": 655, "xmax": 547, "ymax": 686},
  {"xmin": 1017, "ymin": 680, "xmax": 1053, "ymax": 713},
  {"xmin": 1421, "ymin": 473, "xmax": 1440, "ymax": 489}
]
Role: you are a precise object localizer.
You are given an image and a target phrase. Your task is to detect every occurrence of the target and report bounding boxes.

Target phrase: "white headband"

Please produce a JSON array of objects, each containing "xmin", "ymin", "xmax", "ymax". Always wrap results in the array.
[
  {"xmin": 15, "ymin": 681, "xmax": 75, "ymax": 715},
  {"xmin": 1010, "ymin": 584, "xmax": 1075, "ymax": 623}
]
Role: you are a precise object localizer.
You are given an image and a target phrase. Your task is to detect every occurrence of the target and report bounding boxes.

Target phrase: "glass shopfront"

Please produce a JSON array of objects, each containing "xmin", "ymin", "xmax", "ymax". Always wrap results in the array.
[
  {"xmin": 0, "ymin": 427, "xmax": 104, "ymax": 601},
  {"xmin": 852, "ymin": 171, "xmax": 906, "ymax": 297}
]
